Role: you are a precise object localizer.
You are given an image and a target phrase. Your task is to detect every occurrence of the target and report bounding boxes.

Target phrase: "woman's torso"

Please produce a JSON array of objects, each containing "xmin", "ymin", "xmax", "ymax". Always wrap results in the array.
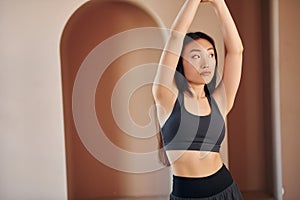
[
  {"xmin": 167, "ymin": 150, "xmax": 223, "ymax": 177},
  {"xmin": 159, "ymin": 90, "xmax": 226, "ymax": 177}
]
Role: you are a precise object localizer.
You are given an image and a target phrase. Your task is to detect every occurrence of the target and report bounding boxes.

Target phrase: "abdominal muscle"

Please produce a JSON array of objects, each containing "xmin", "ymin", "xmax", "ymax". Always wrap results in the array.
[{"xmin": 166, "ymin": 150, "xmax": 223, "ymax": 177}]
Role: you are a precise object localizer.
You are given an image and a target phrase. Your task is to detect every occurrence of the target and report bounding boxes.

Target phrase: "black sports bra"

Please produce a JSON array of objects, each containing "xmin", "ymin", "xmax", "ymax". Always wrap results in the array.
[{"xmin": 160, "ymin": 92, "xmax": 225, "ymax": 152}]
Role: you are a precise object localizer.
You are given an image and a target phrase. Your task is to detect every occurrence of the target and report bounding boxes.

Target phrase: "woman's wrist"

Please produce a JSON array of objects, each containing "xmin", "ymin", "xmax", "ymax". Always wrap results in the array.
[
  {"xmin": 209, "ymin": 0, "xmax": 227, "ymax": 16},
  {"xmin": 207, "ymin": 0, "xmax": 225, "ymax": 8}
]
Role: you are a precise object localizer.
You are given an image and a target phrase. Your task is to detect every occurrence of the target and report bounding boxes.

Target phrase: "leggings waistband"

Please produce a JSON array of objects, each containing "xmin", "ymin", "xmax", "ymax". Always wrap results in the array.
[{"xmin": 171, "ymin": 164, "xmax": 234, "ymax": 198}]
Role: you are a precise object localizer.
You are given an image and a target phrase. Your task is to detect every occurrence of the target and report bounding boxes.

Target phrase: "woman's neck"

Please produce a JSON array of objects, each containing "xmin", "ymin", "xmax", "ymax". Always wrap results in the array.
[{"xmin": 189, "ymin": 83, "xmax": 206, "ymax": 99}]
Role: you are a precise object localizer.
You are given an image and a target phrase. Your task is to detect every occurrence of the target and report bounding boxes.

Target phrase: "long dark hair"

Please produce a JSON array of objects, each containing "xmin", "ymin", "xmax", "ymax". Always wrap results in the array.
[
  {"xmin": 175, "ymin": 32, "xmax": 218, "ymax": 97},
  {"xmin": 158, "ymin": 32, "xmax": 218, "ymax": 166}
]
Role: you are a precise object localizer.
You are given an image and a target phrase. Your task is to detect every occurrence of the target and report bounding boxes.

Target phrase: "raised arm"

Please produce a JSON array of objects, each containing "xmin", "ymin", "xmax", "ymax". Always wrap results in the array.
[
  {"xmin": 153, "ymin": 0, "xmax": 201, "ymax": 124},
  {"xmin": 208, "ymin": 0, "xmax": 244, "ymax": 114}
]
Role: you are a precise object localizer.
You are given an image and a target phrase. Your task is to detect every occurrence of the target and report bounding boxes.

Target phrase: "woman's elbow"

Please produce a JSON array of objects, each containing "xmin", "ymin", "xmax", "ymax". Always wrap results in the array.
[{"xmin": 238, "ymin": 44, "xmax": 244, "ymax": 53}]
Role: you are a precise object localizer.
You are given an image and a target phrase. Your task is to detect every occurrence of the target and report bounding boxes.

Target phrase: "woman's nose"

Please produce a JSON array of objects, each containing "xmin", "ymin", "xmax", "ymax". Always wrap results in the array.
[
  {"xmin": 201, "ymin": 64, "xmax": 209, "ymax": 69},
  {"xmin": 199, "ymin": 54, "xmax": 213, "ymax": 69}
]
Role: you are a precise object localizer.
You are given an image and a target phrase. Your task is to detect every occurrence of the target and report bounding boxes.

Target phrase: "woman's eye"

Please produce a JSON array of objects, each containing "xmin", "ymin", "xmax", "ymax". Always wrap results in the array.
[
  {"xmin": 209, "ymin": 53, "xmax": 215, "ymax": 58},
  {"xmin": 192, "ymin": 55, "xmax": 201, "ymax": 59}
]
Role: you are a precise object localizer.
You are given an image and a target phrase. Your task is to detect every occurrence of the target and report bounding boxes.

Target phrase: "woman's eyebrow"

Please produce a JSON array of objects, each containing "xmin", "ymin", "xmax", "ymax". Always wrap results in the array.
[
  {"xmin": 189, "ymin": 47, "xmax": 214, "ymax": 53},
  {"xmin": 189, "ymin": 49, "xmax": 201, "ymax": 53}
]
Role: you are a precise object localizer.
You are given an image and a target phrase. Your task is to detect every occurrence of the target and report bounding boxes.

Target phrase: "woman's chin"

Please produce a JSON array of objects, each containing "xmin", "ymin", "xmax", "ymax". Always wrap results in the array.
[
  {"xmin": 188, "ymin": 80, "xmax": 206, "ymax": 85},
  {"xmin": 202, "ymin": 77, "xmax": 213, "ymax": 84}
]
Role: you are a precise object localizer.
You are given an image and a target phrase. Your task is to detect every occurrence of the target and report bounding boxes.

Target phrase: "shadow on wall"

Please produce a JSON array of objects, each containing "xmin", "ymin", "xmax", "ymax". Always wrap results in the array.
[{"xmin": 60, "ymin": 0, "xmax": 170, "ymax": 199}]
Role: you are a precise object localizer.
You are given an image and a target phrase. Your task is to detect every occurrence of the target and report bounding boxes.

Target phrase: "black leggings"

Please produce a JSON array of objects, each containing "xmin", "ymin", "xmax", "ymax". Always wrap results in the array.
[{"xmin": 170, "ymin": 164, "xmax": 243, "ymax": 199}]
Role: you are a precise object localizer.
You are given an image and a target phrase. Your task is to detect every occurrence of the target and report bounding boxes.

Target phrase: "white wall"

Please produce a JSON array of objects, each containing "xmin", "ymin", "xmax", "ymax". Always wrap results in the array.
[{"xmin": 0, "ymin": 0, "xmax": 88, "ymax": 199}]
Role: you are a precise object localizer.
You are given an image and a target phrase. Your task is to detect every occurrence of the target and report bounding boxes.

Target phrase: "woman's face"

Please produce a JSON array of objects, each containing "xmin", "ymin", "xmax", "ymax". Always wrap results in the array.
[{"xmin": 181, "ymin": 38, "xmax": 216, "ymax": 85}]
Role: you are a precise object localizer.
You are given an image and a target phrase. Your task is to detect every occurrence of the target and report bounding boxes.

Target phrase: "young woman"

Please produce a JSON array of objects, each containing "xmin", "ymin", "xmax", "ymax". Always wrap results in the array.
[{"xmin": 153, "ymin": 0, "xmax": 244, "ymax": 199}]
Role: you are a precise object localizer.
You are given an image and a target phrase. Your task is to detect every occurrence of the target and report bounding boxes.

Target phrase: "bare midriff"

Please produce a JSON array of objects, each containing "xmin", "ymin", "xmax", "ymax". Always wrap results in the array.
[{"xmin": 166, "ymin": 150, "xmax": 223, "ymax": 178}]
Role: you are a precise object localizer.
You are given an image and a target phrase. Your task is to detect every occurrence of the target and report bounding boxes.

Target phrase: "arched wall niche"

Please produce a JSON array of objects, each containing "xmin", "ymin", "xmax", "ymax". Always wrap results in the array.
[{"xmin": 60, "ymin": 0, "xmax": 170, "ymax": 199}]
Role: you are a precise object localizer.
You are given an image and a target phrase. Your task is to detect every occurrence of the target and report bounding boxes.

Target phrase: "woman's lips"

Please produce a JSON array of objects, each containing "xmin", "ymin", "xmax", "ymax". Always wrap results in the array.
[{"xmin": 200, "ymin": 71, "xmax": 211, "ymax": 76}]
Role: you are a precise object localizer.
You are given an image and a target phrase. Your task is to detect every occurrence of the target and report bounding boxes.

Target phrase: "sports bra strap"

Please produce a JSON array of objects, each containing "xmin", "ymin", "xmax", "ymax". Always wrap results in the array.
[{"xmin": 178, "ymin": 92, "xmax": 184, "ymax": 105}]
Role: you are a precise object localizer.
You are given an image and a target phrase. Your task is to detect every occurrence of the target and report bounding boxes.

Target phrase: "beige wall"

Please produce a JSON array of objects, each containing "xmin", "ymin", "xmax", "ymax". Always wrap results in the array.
[
  {"xmin": 0, "ymin": 0, "xmax": 88, "ymax": 199},
  {"xmin": 279, "ymin": 0, "xmax": 300, "ymax": 199}
]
